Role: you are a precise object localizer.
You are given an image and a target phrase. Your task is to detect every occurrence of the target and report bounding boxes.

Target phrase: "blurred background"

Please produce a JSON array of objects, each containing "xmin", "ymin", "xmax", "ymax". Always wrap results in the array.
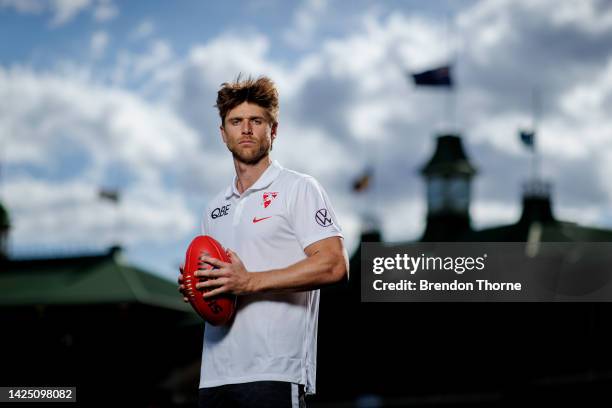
[{"xmin": 1, "ymin": 0, "xmax": 612, "ymax": 406}]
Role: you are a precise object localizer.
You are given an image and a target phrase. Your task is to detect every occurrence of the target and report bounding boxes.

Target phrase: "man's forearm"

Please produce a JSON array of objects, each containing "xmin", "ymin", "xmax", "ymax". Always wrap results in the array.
[{"xmin": 249, "ymin": 248, "xmax": 348, "ymax": 294}]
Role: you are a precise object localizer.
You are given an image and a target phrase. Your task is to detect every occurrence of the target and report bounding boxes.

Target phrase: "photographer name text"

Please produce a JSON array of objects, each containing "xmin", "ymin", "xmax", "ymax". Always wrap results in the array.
[{"xmin": 371, "ymin": 254, "xmax": 521, "ymax": 292}]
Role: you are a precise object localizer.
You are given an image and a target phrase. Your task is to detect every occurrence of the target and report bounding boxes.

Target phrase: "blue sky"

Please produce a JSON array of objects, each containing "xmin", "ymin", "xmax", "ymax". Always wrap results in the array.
[{"xmin": 1, "ymin": 0, "xmax": 612, "ymax": 281}]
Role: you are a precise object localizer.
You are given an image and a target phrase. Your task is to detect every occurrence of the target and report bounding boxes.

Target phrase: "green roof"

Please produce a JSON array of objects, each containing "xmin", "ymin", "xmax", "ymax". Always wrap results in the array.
[{"xmin": 0, "ymin": 248, "xmax": 193, "ymax": 313}]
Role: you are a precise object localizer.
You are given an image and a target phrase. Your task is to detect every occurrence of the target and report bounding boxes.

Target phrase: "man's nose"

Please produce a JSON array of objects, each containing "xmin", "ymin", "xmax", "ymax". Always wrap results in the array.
[{"xmin": 241, "ymin": 121, "xmax": 252, "ymax": 134}]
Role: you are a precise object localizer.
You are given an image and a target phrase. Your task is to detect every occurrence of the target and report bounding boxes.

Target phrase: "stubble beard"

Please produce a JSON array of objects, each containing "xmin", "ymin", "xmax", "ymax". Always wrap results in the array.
[{"xmin": 228, "ymin": 139, "xmax": 272, "ymax": 165}]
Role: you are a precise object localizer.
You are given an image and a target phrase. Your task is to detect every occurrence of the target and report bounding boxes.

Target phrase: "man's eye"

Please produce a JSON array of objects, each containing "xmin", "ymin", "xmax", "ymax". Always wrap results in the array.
[
  {"xmin": 252, "ymin": 119, "xmax": 262, "ymax": 125},
  {"xmin": 231, "ymin": 120, "xmax": 240, "ymax": 125}
]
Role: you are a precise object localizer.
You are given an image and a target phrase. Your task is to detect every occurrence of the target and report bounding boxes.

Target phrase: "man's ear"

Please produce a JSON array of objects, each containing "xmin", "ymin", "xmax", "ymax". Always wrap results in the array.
[
  {"xmin": 220, "ymin": 125, "xmax": 227, "ymax": 144},
  {"xmin": 271, "ymin": 122, "xmax": 278, "ymax": 142}
]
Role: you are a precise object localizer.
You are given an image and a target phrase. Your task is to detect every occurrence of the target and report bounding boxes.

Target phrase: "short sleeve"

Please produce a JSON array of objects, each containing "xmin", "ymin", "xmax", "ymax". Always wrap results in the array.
[
  {"xmin": 287, "ymin": 176, "xmax": 343, "ymax": 250},
  {"xmin": 201, "ymin": 206, "xmax": 209, "ymax": 235}
]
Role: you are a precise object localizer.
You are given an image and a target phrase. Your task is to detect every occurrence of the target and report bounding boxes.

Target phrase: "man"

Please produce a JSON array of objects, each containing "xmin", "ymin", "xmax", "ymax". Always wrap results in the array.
[{"xmin": 178, "ymin": 75, "xmax": 349, "ymax": 407}]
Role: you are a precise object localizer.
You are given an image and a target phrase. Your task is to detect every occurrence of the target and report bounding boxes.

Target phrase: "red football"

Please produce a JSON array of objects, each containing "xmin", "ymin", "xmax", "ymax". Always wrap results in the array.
[{"xmin": 183, "ymin": 235, "xmax": 236, "ymax": 325}]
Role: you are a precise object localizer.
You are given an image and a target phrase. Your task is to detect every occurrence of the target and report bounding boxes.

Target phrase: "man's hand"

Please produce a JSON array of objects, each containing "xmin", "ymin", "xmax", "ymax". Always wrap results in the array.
[
  {"xmin": 177, "ymin": 263, "xmax": 189, "ymax": 303},
  {"xmin": 195, "ymin": 249, "xmax": 254, "ymax": 298}
]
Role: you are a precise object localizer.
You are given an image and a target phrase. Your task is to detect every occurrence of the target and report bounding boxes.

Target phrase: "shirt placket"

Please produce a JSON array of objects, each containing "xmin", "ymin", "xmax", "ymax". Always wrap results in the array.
[{"xmin": 232, "ymin": 192, "xmax": 251, "ymax": 227}]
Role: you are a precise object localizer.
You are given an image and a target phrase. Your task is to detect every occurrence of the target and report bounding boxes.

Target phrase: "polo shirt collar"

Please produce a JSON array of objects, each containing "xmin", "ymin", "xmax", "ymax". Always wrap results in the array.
[{"xmin": 224, "ymin": 160, "xmax": 283, "ymax": 199}]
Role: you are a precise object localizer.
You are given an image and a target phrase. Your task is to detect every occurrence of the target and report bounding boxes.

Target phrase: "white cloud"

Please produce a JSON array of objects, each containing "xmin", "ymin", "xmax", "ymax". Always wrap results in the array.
[
  {"xmin": 471, "ymin": 200, "xmax": 521, "ymax": 230},
  {"xmin": 273, "ymin": 125, "xmax": 352, "ymax": 177},
  {"xmin": 4, "ymin": 177, "xmax": 195, "ymax": 250},
  {"xmin": 555, "ymin": 204, "xmax": 607, "ymax": 228},
  {"xmin": 50, "ymin": 0, "xmax": 92, "ymax": 27},
  {"xmin": 284, "ymin": 0, "xmax": 328, "ymax": 48},
  {"xmin": 186, "ymin": 34, "xmax": 278, "ymax": 88},
  {"xmin": 457, "ymin": 0, "xmax": 515, "ymax": 65},
  {"xmin": 547, "ymin": 0, "xmax": 612, "ymax": 35},
  {"xmin": 0, "ymin": 0, "xmax": 93, "ymax": 26},
  {"xmin": 134, "ymin": 40, "xmax": 173, "ymax": 77},
  {"xmin": 323, "ymin": 12, "xmax": 448, "ymax": 79},
  {"xmin": 93, "ymin": 0, "xmax": 118, "ymax": 23},
  {"xmin": 382, "ymin": 198, "xmax": 426, "ymax": 243},
  {"xmin": 90, "ymin": 30, "xmax": 109, "ymax": 59},
  {"xmin": 0, "ymin": 66, "xmax": 204, "ymax": 255},
  {"xmin": 559, "ymin": 55, "xmax": 612, "ymax": 124},
  {"xmin": 0, "ymin": 0, "xmax": 45, "ymax": 13},
  {"xmin": 458, "ymin": 0, "xmax": 612, "ymax": 67},
  {"xmin": 131, "ymin": 19, "xmax": 155, "ymax": 41},
  {"xmin": 469, "ymin": 112, "xmax": 532, "ymax": 156},
  {"xmin": 108, "ymin": 40, "xmax": 179, "ymax": 100}
]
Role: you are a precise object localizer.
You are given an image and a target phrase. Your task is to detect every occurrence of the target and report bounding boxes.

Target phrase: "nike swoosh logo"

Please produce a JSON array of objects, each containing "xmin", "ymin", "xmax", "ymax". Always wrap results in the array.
[{"xmin": 252, "ymin": 216, "xmax": 272, "ymax": 223}]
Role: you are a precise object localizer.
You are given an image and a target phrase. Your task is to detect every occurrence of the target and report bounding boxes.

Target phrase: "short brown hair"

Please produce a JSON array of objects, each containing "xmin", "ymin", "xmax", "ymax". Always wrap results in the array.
[{"xmin": 216, "ymin": 75, "xmax": 279, "ymax": 126}]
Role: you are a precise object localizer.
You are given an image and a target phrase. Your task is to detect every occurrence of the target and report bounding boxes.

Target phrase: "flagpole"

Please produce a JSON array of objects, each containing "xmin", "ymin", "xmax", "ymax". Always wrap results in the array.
[
  {"xmin": 444, "ymin": 85, "xmax": 453, "ymax": 131},
  {"xmin": 448, "ymin": 62, "xmax": 458, "ymax": 132},
  {"xmin": 99, "ymin": 188, "xmax": 121, "ymax": 247},
  {"xmin": 532, "ymin": 87, "xmax": 541, "ymax": 182},
  {"xmin": 445, "ymin": 10, "xmax": 458, "ymax": 133},
  {"xmin": 368, "ymin": 138, "xmax": 379, "ymax": 234},
  {"xmin": 444, "ymin": 12, "xmax": 451, "ymax": 131}
]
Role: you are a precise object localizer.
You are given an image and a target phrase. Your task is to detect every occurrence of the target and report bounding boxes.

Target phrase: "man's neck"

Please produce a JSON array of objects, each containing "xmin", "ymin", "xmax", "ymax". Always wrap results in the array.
[{"xmin": 234, "ymin": 156, "xmax": 272, "ymax": 195}]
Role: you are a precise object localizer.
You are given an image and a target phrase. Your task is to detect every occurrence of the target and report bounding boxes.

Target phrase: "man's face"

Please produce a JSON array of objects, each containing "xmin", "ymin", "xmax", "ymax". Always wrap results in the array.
[{"xmin": 221, "ymin": 101, "xmax": 277, "ymax": 165}]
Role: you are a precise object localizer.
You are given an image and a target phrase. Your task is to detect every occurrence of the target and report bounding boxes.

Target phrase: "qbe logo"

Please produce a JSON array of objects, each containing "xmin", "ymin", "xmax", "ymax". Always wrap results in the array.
[{"xmin": 211, "ymin": 204, "xmax": 231, "ymax": 219}]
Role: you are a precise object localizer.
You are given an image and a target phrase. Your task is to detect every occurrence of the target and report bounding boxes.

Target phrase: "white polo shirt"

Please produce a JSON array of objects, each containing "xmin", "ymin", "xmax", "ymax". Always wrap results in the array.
[{"xmin": 199, "ymin": 160, "xmax": 343, "ymax": 395}]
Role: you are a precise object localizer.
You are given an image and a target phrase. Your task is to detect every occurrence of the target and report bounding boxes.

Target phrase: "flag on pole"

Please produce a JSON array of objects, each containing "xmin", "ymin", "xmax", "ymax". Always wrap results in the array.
[
  {"xmin": 411, "ymin": 65, "xmax": 453, "ymax": 87},
  {"xmin": 99, "ymin": 188, "xmax": 120, "ymax": 203},
  {"xmin": 519, "ymin": 130, "xmax": 535, "ymax": 150},
  {"xmin": 352, "ymin": 167, "xmax": 373, "ymax": 193}
]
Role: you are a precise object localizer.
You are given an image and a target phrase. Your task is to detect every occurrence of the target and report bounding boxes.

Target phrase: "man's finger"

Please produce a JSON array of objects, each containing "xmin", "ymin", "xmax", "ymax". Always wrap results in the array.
[
  {"xmin": 199, "ymin": 255, "xmax": 228, "ymax": 268},
  {"xmin": 202, "ymin": 286, "xmax": 227, "ymax": 299},
  {"xmin": 226, "ymin": 250, "xmax": 236, "ymax": 263},
  {"xmin": 195, "ymin": 268, "xmax": 225, "ymax": 279},
  {"xmin": 196, "ymin": 277, "xmax": 229, "ymax": 290}
]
